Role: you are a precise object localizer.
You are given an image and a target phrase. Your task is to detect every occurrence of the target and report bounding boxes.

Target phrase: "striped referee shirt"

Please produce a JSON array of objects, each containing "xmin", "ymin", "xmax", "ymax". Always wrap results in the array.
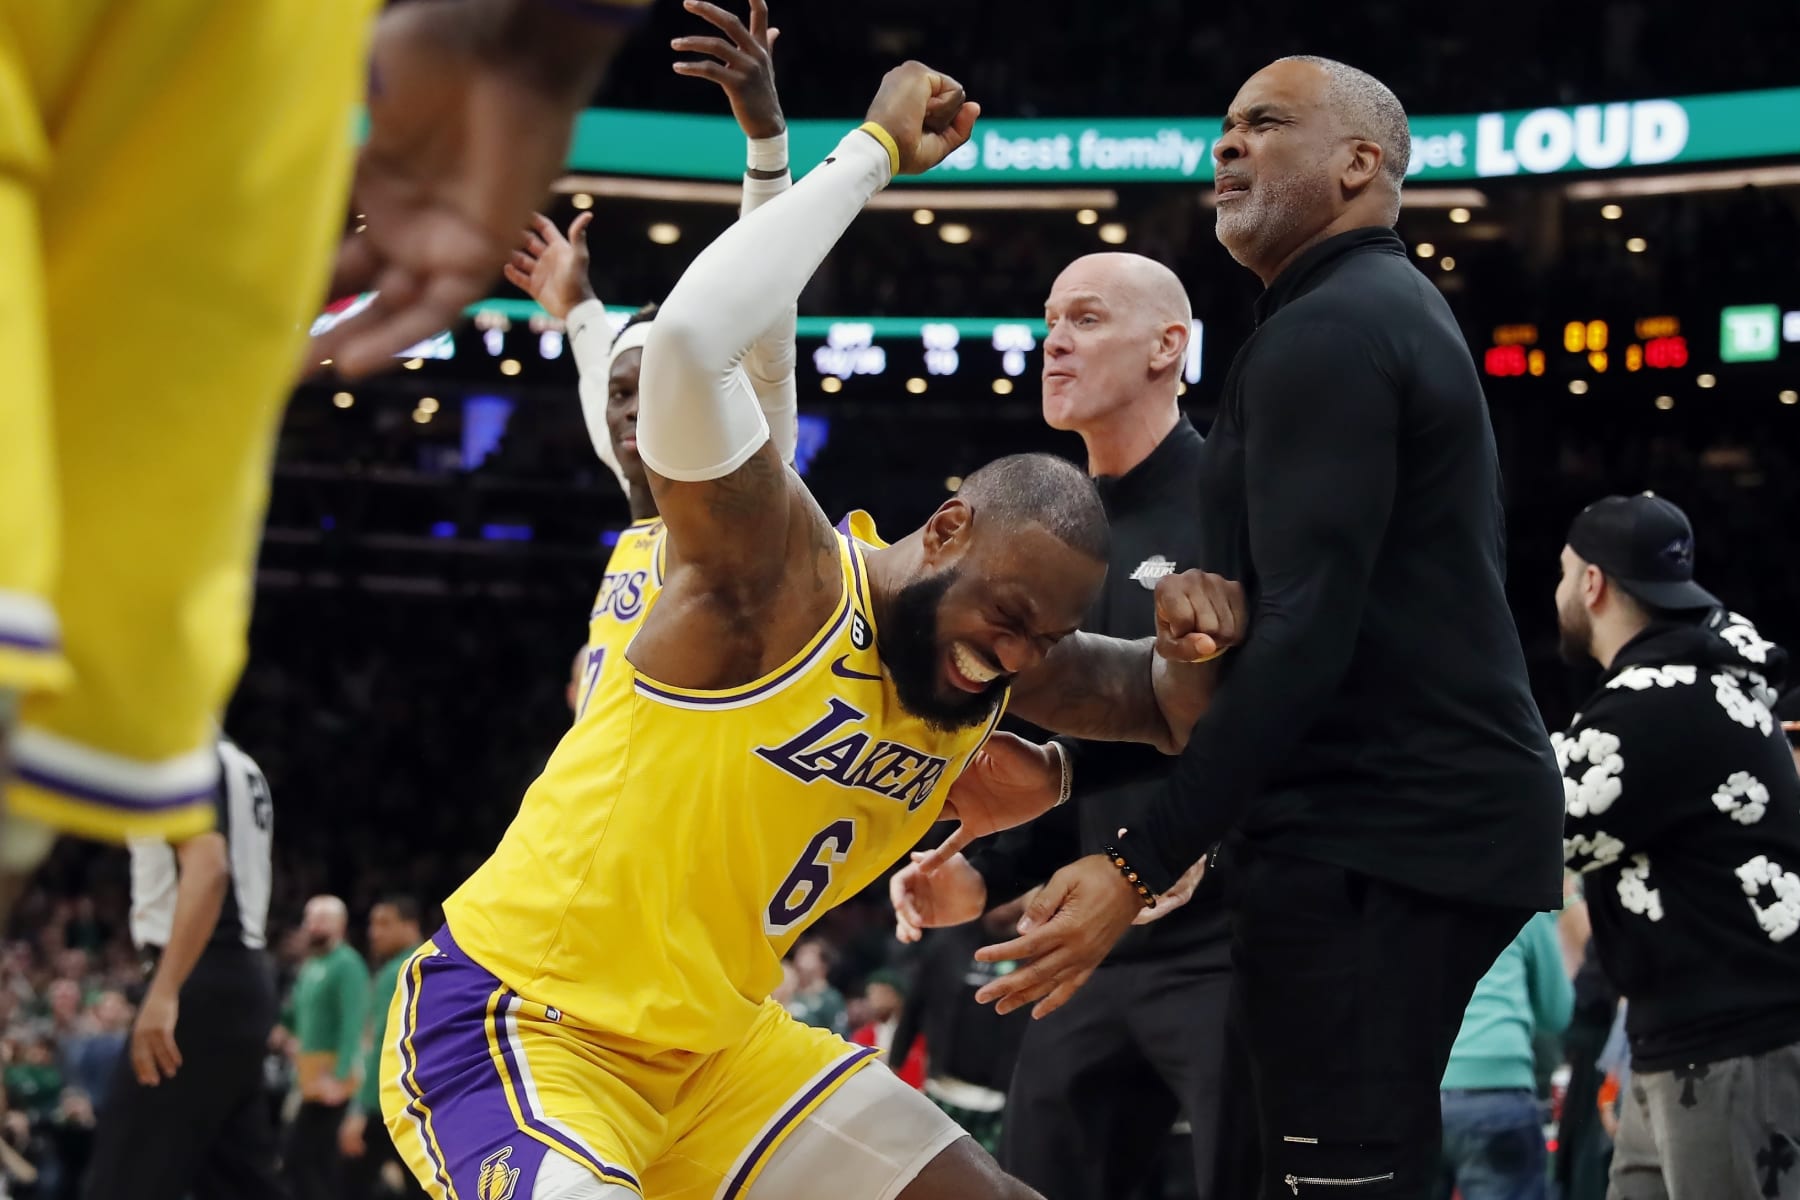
[{"xmin": 129, "ymin": 738, "xmax": 274, "ymax": 952}]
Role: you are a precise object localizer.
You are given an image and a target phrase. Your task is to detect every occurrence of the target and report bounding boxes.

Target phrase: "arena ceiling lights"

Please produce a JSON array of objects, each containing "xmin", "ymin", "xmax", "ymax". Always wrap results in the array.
[{"xmin": 1563, "ymin": 163, "xmax": 1800, "ymax": 200}]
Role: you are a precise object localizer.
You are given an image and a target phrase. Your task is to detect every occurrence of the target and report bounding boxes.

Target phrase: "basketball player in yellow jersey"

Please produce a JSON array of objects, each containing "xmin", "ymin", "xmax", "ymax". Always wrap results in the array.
[
  {"xmin": 384, "ymin": 31, "xmax": 1249, "ymax": 1198},
  {"xmin": 0, "ymin": 0, "xmax": 654, "ymax": 915},
  {"xmin": 505, "ymin": 3, "xmax": 802, "ymax": 720}
]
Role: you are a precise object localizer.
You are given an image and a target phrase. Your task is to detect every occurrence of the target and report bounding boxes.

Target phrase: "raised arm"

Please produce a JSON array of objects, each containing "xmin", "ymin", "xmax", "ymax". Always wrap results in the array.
[
  {"xmin": 508, "ymin": 0, "xmax": 800, "ymax": 482},
  {"xmin": 635, "ymin": 134, "xmax": 886, "ymax": 584},
  {"xmin": 674, "ymin": 0, "xmax": 801, "ymax": 464},
  {"xmin": 629, "ymin": 63, "xmax": 977, "ymax": 687},
  {"xmin": 500, "ymin": 212, "xmax": 632, "ymax": 488}
]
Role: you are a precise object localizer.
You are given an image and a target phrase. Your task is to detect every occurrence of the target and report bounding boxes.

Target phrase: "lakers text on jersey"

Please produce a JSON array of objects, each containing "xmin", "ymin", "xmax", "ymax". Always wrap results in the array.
[
  {"xmin": 574, "ymin": 518, "xmax": 665, "ymax": 721},
  {"xmin": 382, "ymin": 514, "xmax": 1003, "ymax": 1197}
]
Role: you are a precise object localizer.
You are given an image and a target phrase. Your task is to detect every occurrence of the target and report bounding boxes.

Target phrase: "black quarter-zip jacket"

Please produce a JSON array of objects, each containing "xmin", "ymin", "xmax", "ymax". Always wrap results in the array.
[{"xmin": 1093, "ymin": 227, "xmax": 1565, "ymax": 911}]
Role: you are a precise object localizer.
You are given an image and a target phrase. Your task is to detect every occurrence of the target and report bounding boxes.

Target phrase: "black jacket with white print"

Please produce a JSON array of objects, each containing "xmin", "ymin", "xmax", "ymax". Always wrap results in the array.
[{"xmin": 1560, "ymin": 610, "xmax": 1800, "ymax": 1072}]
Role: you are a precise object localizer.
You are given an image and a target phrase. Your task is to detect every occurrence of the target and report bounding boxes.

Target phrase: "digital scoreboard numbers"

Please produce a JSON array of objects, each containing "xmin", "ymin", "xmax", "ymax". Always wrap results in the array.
[
  {"xmin": 805, "ymin": 318, "xmax": 1201, "ymax": 387},
  {"xmin": 1483, "ymin": 315, "xmax": 1688, "ymax": 381},
  {"xmin": 334, "ymin": 299, "xmax": 1209, "ymax": 391}
]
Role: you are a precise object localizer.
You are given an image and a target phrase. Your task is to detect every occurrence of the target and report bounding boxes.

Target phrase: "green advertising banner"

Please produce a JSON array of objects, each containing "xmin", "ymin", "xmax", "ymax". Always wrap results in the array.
[{"xmin": 559, "ymin": 86, "xmax": 1800, "ymax": 185}]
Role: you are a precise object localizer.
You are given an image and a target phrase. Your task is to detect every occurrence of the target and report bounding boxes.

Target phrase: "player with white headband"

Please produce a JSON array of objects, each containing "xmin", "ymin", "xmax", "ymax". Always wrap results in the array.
[
  {"xmin": 503, "ymin": 0, "xmax": 799, "ymax": 717},
  {"xmin": 506, "ymin": 0, "xmax": 798, "ymax": 517}
]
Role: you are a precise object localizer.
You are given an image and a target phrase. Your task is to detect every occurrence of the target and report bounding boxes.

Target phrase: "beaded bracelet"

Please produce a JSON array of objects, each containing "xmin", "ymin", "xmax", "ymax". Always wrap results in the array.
[{"xmin": 1103, "ymin": 845, "xmax": 1157, "ymax": 909}]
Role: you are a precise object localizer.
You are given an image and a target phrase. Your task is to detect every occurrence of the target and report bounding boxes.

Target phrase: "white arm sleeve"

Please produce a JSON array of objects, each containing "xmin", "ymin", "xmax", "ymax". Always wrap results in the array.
[
  {"xmin": 740, "ymin": 168, "xmax": 799, "ymax": 466},
  {"xmin": 638, "ymin": 130, "xmax": 890, "ymax": 483},
  {"xmin": 567, "ymin": 297, "xmax": 631, "ymax": 493}
]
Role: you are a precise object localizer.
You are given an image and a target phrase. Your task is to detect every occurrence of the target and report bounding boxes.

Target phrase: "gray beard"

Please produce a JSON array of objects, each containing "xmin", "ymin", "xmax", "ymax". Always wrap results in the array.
[{"xmin": 1215, "ymin": 174, "xmax": 1335, "ymax": 273}]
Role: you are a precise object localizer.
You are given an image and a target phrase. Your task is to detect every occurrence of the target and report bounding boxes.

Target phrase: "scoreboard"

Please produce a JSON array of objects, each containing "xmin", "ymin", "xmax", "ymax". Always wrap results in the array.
[
  {"xmin": 1482, "ymin": 316, "xmax": 1689, "ymax": 379},
  {"xmin": 366, "ymin": 300, "xmax": 1207, "ymax": 392},
  {"xmin": 1481, "ymin": 303, "xmax": 1800, "ymax": 387}
]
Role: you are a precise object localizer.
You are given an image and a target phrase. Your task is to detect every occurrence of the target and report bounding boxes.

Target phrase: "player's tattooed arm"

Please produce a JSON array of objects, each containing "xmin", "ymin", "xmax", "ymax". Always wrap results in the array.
[
  {"xmin": 1007, "ymin": 634, "xmax": 1171, "ymax": 749},
  {"xmin": 1007, "ymin": 635, "xmax": 1221, "ymax": 753},
  {"xmin": 646, "ymin": 444, "xmax": 804, "ymax": 598},
  {"xmin": 1007, "ymin": 569, "xmax": 1246, "ymax": 752}
]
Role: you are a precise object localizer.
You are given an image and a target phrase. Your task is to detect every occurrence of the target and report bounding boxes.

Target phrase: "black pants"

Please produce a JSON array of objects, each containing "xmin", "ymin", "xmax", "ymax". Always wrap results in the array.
[
  {"xmin": 1224, "ymin": 842, "xmax": 1529, "ymax": 1199},
  {"xmin": 84, "ymin": 946, "xmax": 285, "ymax": 1200},
  {"xmin": 1000, "ymin": 945, "xmax": 1257, "ymax": 1200},
  {"xmin": 285, "ymin": 1099, "xmax": 348, "ymax": 1200},
  {"xmin": 346, "ymin": 1111, "xmax": 430, "ymax": 1200}
]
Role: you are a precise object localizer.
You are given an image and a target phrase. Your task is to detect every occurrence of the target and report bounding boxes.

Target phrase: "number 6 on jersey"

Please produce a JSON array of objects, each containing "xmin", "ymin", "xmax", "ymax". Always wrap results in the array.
[{"xmin": 765, "ymin": 819, "xmax": 856, "ymax": 936}]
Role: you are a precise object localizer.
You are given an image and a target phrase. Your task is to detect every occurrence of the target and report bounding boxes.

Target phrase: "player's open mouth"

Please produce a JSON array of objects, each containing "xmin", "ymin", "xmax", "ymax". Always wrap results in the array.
[
  {"xmin": 620, "ymin": 435, "xmax": 637, "ymax": 452},
  {"xmin": 1216, "ymin": 178, "xmax": 1251, "ymax": 200},
  {"xmin": 948, "ymin": 642, "xmax": 1000, "ymax": 692}
]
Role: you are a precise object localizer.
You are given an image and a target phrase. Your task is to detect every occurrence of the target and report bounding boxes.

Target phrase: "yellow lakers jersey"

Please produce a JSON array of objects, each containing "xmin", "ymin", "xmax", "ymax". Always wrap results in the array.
[
  {"xmin": 444, "ymin": 513, "xmax": 1003, "ymax": 1054},
  {"xmin": 574, "ymin": 518, "xmax": 666, "ymax": 720}
]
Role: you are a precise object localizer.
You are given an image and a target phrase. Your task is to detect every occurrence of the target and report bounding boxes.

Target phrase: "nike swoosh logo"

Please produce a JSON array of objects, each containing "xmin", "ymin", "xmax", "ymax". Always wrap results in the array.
[{"xmin": 831, "ymin": 655, "xmax": 883, "ymax": 682}]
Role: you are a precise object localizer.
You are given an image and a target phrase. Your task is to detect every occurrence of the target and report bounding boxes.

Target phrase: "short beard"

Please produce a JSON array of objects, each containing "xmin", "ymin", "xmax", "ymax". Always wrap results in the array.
[
  {"xmin": 879, "ymin": 569, "xmax": 1005, "ymax": 734},
  {"xmin": 1215, "ymin": 169, "xmax": 1336, "ymax": 274},
  {"xmin": 1557, "ymin": 600, "xmax": 1595, "ymax": 667}
]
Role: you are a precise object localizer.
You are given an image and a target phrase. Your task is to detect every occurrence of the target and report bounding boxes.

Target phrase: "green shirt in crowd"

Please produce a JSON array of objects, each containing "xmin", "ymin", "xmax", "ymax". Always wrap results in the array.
[
  {"xmin": 291, "ymin": 941, "xmax": 369, "ymax": 1080},
  {"xmin": 357, "ymin": 944, "xmax": 421, "ymax": 1113},
  {"xmin": 1442, "ymin": 911, "xmax": 1574, "ymax": 1092},
  {"xmin": 3, "ymin": 1061, "xmax": 62, "ymax": 1122}
]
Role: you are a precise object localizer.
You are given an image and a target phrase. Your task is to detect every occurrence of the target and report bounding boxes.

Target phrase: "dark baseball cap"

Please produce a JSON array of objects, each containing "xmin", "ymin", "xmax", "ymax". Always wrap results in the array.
[{"xmin": 1566, "ymin": 493, "xmax": 1720, "ymax": 613}]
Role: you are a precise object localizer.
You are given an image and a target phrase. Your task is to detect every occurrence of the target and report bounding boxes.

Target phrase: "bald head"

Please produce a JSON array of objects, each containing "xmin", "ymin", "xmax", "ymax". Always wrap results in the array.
[
  {"xmin": 1042, "ymin": 253, "xmax": 1192, "ymax": 445},
  {"xmin": 303, "ymin": 894, "xmax": 348, "ymax": 951},
  {"xmin": 1059, "ymin": 253, "xmax": 1192, "ymax": 328}
]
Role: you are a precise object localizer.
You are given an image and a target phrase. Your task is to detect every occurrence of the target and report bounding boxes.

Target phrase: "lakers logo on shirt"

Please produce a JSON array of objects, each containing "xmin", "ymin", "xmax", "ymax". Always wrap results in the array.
[
  {"xmin": 478, "ymin": 1146, "xmax": 520, "ymax": 1200},
  {"xmin": 756, "ymin": 698, "xmax": 948, "ymax": 811},
  {"xmin": 592, "ymin": 569, "xmax": 650, "ymax": 623},
  {"xmin": 1130, "ymin": 554, "xmax": 1177, "ymax": 590}
]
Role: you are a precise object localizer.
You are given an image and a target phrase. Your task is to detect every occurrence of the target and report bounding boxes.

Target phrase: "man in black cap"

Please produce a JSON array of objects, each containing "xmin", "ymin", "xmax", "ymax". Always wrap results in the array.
[{"xmin": 1554, "ymin": 492, "xmax": 1800, "ymax": 1200}]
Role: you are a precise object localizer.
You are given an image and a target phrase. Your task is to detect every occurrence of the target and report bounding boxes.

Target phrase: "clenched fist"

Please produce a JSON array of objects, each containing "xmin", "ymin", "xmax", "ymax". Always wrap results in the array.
[
  {"xmin": 1154, "ymin": 570, "xmax": 1247, "ymax": 663},
  {"xmin": 863, "ymin": 61, "xmax": 980, "ymax": 176}
]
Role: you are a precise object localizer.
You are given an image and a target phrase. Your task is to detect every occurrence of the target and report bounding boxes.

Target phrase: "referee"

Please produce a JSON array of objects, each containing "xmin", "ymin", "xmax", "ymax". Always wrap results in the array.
[
  {"xmin": 961, "ymin": 57, "xmax": 1564, "ymax": 1199},
  {"xmin": 83, "ymin": 736, "xmax": 283, "ymax": 1200}
]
